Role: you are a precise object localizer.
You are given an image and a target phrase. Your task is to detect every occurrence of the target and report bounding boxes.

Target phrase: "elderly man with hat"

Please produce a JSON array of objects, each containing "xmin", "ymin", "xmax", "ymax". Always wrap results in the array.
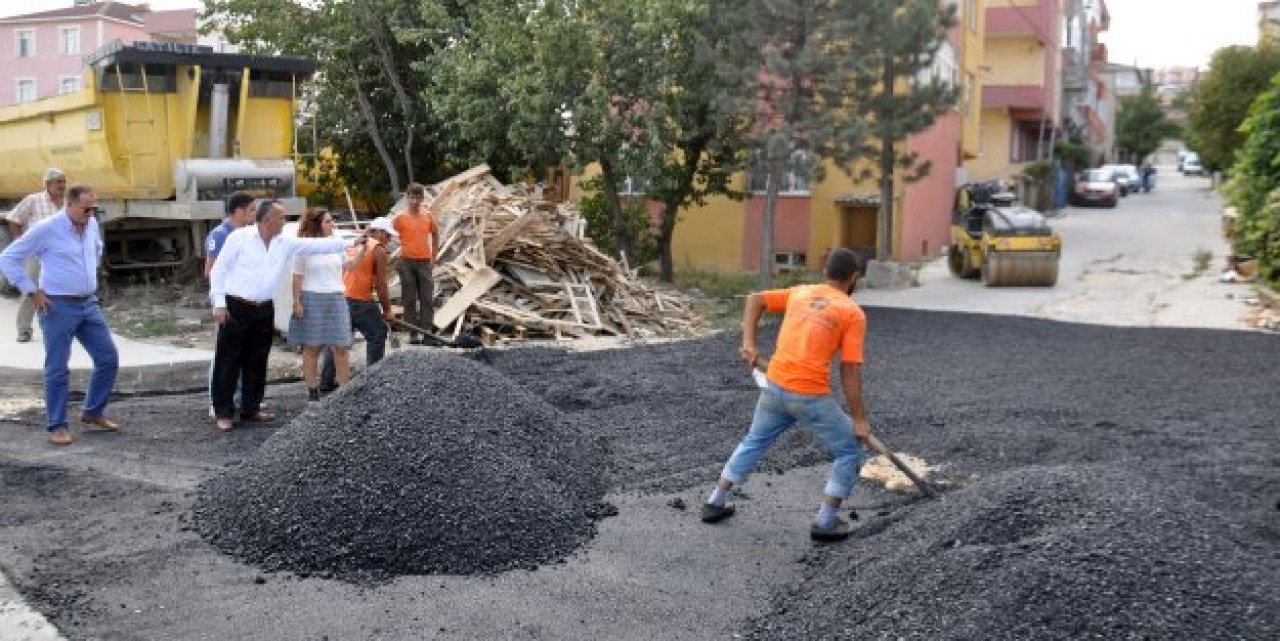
[
  {"xmin": 6, "ymin": 168, "xmax": 68, "ymax": 342},
  {"xmin": 320, "ymin": 216, "xmax": 399, "ymax": 391}
]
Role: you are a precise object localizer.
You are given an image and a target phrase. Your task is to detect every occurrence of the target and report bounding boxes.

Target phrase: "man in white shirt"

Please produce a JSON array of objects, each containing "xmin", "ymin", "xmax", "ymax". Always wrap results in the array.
[
  {"xmin": 6, "ymin": 168, "xmax": 67, "ymax": 342},
  {"xmin": 208, "ymin": 199, "xmax": 350, "ymax": 431}
]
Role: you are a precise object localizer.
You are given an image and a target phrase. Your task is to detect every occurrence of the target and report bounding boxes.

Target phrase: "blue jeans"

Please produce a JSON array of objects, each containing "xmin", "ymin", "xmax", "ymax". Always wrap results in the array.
[
  {"xmin": 321, "ymin": 299, "xmax": 388, "ymax": 388},
  {"xmin": 37, "ymin": 296, "xmax": 119, "ymax": 432},
  {"xmin": 721, "ymin": 381, "xmax": 867, "ymax": 499}
]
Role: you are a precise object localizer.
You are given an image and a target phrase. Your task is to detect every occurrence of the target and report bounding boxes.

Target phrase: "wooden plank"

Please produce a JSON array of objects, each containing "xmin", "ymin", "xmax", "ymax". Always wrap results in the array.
[
  {"xmin": 433, "ymin": 265, "xmax": 502, "ymax": 330},
  {"xmin": 483, "ymin": 210, "xmax": 542, "ymax": 260}
]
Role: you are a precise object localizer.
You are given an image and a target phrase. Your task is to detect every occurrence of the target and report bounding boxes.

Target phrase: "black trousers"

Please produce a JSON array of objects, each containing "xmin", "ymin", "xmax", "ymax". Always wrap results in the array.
[
  {"xmin": 397, "ymin": 258, "xmax": 434, "ymax": 335},
  {"xmin": 212, "ymin": 298, "xmax": 275, "ymax": 419}
]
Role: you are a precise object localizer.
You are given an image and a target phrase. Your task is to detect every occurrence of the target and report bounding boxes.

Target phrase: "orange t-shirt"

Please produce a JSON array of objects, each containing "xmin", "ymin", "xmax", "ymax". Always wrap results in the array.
[
  {"xmin": 761, "ymin": 283, "xmax": 866, "ymax": 395},
  {"xmin": 342, "ymin": 238, "xmax": 384, "ymax": 301},
  {"xmin": 392, "ymin": 209, "xmax": 438, "ymax": 260}
]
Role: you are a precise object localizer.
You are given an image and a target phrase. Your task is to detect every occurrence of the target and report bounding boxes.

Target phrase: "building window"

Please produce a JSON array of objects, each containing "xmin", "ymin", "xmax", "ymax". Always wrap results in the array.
[
  {"xmin": 618, "ymin": 175, "xmax": 650, "ymax": 196},
  {"xmin": 16, "ymin": 30, "xmax": 36, "ymax": 58},
  {"xmin": 774, "ymin": 252, "xmax": 808, "ymax": 272},
  {"xmin": 917, "ymin": 41, "xmax": 957, "ymax": 91},
  {"xmin": 748, "ymin": 149, "xmax": 814, "ymax": 195},
  {"xmin": 59, "ymin": 27, "xmax": 80, "ymax": 56},
  {"xmin": 16, "ymin": 78, "xmax": 37, "ymax": 103},
  {"xmin": 59, "ymin": 76, "xmax": 81, "ymax": 94}
]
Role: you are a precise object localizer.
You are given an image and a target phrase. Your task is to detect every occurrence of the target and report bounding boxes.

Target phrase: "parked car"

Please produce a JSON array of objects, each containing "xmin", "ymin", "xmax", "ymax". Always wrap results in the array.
[
  {"xmin": 1102, "ymin": 164, "xmax": 1141, "ymax": 196},
  {"xmin": 1183, "ymin": 157, "xmax": 1205, "ymax": 176},
  {"xmin": 1071, "ymin": 168, "xmax": 1120, "ymax": 208},
  {"xmin": 1180, "ymin": 151, "xmax": 1201, "ymax": 174}
]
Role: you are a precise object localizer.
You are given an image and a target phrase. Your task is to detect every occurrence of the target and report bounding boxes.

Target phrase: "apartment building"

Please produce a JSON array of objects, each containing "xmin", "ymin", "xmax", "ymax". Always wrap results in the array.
[
  {"xmin": 666, "ymin": 3, "xmax": 986, "ymax": 273},
  {"xmin": 0, "ymin": 1, "xmax": 196, "ymax": 105},
  {"xmin": 965, "ymin": 0, "xmax": 1064, "ymax": 183}
]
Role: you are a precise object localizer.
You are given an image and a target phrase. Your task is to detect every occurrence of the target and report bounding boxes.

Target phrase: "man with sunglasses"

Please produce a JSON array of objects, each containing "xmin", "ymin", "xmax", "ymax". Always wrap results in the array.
[
  {"xmin": 0, "ymin": 184, "xmax": 120, "ymax": 446},
  {"xmin": 5, "ymin": 168, "xmax": 67, "ymax": 343}
]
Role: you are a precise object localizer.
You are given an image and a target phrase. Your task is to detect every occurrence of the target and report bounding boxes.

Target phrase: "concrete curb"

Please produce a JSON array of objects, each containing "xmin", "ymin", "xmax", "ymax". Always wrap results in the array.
[{"xmin": 0, "ymin": 570, "xmax": 63, "ymax": 641}]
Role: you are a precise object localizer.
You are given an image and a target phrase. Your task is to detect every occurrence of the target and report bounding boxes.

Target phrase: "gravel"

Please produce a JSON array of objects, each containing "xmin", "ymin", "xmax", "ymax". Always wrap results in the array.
[{"xmin": 193, "ymin": 351, "xmax": 611, "ymax": 581}]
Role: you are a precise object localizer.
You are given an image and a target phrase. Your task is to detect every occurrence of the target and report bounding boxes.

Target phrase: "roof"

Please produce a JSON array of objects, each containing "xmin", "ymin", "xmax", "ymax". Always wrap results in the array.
[
  {"xmin": 0, "ymin": 2, "xmax": 148, "ymax": 25},
  {"xmin": 85, "ymin": 41, "xmax": 317, "ymax": 76},
  {"xmin": 834, "ymin": 192, "xmax": 882, "ymax": 207},
  {"xmin": 144, "ymin": 9, "xmax": 198, "ymax": 36}
]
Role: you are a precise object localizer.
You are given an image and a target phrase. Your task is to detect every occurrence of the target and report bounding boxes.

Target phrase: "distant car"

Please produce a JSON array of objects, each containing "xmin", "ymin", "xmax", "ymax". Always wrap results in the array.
[
  {"xmin": 1180, "ymin": 152, "xmax": 1201, "ymax": 174},
  {"xmin": 1183, "ymin": 158, "xmax": 1205, "ymax": 176},
  {"xmin": 1101, "ymin": 164, "xmax": 1139, "ymax": 196},
  {"xmin": 1071, "ymin": 169, "xmax": 1119, "ymax": 208}
]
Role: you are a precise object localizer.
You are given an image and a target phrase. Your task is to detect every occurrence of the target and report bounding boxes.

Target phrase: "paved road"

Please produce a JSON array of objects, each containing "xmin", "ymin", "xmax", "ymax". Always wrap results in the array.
[
  {"xmin": 0, "ymin": 166, "xmax": 1265, "ymax": 640},
  {"xmin": 859, "ymin": 166, "xmax": 1249, "ymax": 329}
]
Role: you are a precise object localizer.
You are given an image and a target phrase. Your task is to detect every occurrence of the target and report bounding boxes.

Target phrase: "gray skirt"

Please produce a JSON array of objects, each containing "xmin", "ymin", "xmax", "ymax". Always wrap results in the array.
[{"xmin": 288, "ymin": 291, "xmax": 352, "ymax": 347}]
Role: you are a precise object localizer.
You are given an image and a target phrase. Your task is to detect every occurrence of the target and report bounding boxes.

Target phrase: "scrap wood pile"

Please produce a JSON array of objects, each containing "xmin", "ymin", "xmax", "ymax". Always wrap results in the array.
[{"xmin": 414, "ymin": 165, "xmax": 702, "ymax": 340}]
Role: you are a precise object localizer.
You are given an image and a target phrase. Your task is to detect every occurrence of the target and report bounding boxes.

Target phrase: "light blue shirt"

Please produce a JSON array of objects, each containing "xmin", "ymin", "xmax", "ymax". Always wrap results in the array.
[
  {"xmin": 0, "ymin": 211, "xmax": 101, "ymax": 296},
  {"xmin": 205, "ymin": 218, "xmax": 236, "ymax": 259}
]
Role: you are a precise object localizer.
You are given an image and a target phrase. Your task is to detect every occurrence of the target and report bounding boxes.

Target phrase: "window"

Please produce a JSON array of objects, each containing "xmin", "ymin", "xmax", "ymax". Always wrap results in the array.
[
  {"xmin": 59, "ymin": 76, "xmax": 81, "ymax": 94},
  {"xmin": 16, "ymin": 29, "xmax": 35, "ymax": 58},
  {"xmin": 16, "ymin": 78, "xmax": 37, "ymax": 103},
  {"xmin": 618, "ymin": 175, "xmax": 650, "ymax": 196},
  {"xmin": 747, "ymin": 149, "xmax": 814, "ymax": 195},
  {"xmin": 774, "ymin": 252, "xmax": 808, "ymax": 273},
  {"xmin": 916, "ymin": 41, "xmax": 957, "ymax": 90},
  {"xmin": 59, "ymin": 27, "xmax": 80, "ymax": 56}
]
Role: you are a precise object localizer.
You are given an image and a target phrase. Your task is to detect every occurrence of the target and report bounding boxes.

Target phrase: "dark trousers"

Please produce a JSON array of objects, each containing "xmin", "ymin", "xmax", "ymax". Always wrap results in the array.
[
  {"xmin": 398, "ymin": 258, "xmax": 434, "ymax": 335},
  {"xmin": 212, "ymin": 298, "xmax": 274, "ymax": 419},
  {"xmin": 321, "ymin": 298, "xmax": 388, "ymax": 388}
]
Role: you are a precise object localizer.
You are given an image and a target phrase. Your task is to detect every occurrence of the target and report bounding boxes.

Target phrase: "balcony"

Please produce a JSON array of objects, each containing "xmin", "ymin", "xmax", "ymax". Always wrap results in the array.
[
  {"xmin": 1062, "ymin": 48, "xmax": 1087, "ymax": 92},
  {"xmin": 983, "ymin": 84, "xmax": 1050, "ymax": 114},
  {"xmin": 987, "ymin": 0, "xmax": 1056, "ymax": 44}
]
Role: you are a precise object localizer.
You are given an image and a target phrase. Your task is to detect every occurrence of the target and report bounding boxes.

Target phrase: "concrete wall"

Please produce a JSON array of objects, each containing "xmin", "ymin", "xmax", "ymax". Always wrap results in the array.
[
  {"xmin": 985, "ymin": 37, "xmax": 1047, "ymax": 86},
  {"xmin": 903, "ymin": 112, "xmax": 961, "ymax": 262},
  {"xmin": 959, "ymin": 0, "xmax": 987, "ymax": 159},
  {"xmin": 966, "ymin": 107, "xmax": 1016, "ymax": 181}
]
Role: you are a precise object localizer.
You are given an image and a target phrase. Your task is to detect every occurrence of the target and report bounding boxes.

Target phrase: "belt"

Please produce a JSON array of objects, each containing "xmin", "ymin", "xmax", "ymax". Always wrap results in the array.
[
  {"xmin": 228, "ymin": 295, "xmax": 272, "ymax": 307},
  {"xmin": 46, "ymin": 294, "xmax": 94, "ymax": 302}
]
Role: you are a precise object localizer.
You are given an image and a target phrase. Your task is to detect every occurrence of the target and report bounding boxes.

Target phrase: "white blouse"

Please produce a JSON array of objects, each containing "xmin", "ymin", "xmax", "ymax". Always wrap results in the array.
[{"xmin": 293, "ymin": 252, "xmax": 345, "ymax": 293}]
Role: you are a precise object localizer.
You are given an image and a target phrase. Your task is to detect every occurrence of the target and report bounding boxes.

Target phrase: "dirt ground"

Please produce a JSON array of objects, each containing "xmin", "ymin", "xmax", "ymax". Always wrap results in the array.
[{"xmin": 1, "ymin": 307, "xmax": 1277, "ymax": 640}]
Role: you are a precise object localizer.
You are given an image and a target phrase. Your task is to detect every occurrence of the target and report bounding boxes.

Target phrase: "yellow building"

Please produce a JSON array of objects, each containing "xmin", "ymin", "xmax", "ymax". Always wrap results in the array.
[
  {"xmin": 966, "ymin": 0, "xmax": 1063, "ymax": 183},
  {"xmin": 663, "ymin": 2, "xmax": 988, "ymax": 274}
]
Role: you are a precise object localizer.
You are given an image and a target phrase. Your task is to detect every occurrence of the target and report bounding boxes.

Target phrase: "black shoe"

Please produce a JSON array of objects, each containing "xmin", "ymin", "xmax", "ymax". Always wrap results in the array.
[
  {"xmin": 700, "ymin": 503, "xmax": 736, "ymax": 524},
  {"xmin": 810, "ymin": 517, "xmax": 854, "ymax": 542},
  {"xmin": 318, "ymin": 383, "xmax": 338, "ymax": 394},
  {"xmin": 307, "ymin": 388, "xmax": 320, "ymax": 402}
]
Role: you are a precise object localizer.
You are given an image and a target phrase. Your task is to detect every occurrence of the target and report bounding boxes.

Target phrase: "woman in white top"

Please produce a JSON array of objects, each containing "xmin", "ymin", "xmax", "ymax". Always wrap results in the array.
[{"xmin": 289, "ymin": 208, "xmax": 352, "ymax": 400}]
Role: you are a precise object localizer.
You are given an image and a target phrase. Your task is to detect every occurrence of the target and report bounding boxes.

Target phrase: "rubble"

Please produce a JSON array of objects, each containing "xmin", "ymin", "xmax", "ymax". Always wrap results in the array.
[{"xmin": 408, "ymin": 165, "xmax": 702, "ymax": 341}]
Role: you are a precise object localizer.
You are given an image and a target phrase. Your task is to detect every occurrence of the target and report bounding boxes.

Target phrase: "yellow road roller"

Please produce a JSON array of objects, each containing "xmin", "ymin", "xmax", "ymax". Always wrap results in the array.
[{"xmin": 949, "ymin": 183, "xmax": 1061, "ymax": 287}]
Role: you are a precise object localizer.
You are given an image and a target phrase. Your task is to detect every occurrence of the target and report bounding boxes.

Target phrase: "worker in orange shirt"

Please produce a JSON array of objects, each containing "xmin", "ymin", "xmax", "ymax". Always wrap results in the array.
[
  {"xmin": 391, "ymin": 183, "xmax": 438, "ymax": 344},
  {"xmin": 701, "ymin": 248, "xmax": 872, "ymax": 542}
]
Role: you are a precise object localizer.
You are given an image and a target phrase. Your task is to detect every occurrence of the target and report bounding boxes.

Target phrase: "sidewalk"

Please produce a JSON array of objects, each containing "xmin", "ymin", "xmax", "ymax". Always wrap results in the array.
[{"xmin": 0, "ymin": 296, "xmax": 212, "ymax": 396}]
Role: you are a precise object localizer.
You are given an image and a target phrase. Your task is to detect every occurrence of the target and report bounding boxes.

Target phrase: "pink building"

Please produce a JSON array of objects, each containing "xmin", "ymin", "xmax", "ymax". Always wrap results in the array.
[{"xmin": 0, "ymin": 1, "xmax": 196, "ymax": 105}]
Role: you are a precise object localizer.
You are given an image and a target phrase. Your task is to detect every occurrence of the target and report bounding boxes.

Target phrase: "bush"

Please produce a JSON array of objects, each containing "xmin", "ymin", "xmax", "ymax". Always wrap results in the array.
[{"xmin": 576, "ymin": 177, "xmax": 659, "ymax": 267}]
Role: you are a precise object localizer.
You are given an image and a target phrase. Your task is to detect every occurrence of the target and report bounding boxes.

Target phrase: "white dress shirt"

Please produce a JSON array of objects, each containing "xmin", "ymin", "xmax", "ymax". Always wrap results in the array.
[{"xmin": 210, "ymin": 225, "xmax": 348, "ymax": 307}]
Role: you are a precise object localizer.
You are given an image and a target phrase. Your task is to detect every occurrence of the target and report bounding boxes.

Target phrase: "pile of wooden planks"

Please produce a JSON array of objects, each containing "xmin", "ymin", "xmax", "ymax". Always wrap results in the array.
[{"xmin": 415, "ymin": 165, "xmax": 702, "ymax": 341}]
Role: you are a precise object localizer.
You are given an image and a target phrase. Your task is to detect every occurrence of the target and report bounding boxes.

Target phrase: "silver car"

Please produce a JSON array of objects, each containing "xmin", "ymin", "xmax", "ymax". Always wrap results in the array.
[{"xmin": 1101, "ymin": 164, "xmax": 1141, "ymax": 196}]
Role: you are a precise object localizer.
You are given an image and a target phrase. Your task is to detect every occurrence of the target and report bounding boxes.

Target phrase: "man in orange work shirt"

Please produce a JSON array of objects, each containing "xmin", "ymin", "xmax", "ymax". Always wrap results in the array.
[
  {"xmin": 391, "ymin": 182, "xmax": 438, "ymax": 344},
  {"xmin": 701, "ymin": 248, "xmax": 872, "ymax": 542}
]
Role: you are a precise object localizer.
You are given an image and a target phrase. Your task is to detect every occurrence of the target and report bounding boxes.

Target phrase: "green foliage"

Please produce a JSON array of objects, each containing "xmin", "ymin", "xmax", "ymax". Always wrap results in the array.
[
  {"xmin": 576, "ymin": 177, "xmax": 660, "ymax": 268},
  {"xmin": 846, "ymin": 0, "xmax": 959, "ymax": 261},
  {"xmin": 1116, "ymin": 83, "xmax": 1178, "ymax": 164},
  {"xmin": 1225, "ymin": 70, "xmax": 1280, "ymax": 285},
  {"xmin": 1053, "ymin": 136, "xmax": 1092, "ymax": 173},
  {"xmin": 1187, "ymin": 44, "xmax": 1280, "ymax": 170}
]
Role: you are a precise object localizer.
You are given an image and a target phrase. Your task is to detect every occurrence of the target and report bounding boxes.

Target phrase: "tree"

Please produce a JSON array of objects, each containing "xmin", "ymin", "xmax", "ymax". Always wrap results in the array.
[
  {"xmin": 1225, "ymin": 70, "xmax": 1280, "ymax": 284},
  {"xmin": 1186, "ymin": 44, "xmax": 1280, "ymax": 171},
  {"xmin": 726, "ymin": 0, "xmax": 871, "ymax": 287},
  {"xmin": 1115, "ymin": 83, "xmax": 1178, "ymax": 164},
  {"xmin": 845, "ymin": 0, "xmax": 958, "ymax": 262}
]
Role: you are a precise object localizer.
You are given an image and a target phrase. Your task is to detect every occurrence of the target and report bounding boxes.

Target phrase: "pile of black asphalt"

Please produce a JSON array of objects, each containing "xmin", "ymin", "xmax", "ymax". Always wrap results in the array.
[
  {"xmin": 193, "ymin": 351, "xmax": 611, "ymax": 580},
  {"xmin": 478, "ymin": 308, "xmax": 1280, "ymax": 640},
  {"xmin": 4, "ymin": 306, "xmax": 1275, "ymax": 639}
]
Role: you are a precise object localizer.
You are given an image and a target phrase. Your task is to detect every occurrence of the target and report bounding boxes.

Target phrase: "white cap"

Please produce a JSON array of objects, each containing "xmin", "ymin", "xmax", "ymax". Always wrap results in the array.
[
  {"xmin": 368, "ymin": 216, "xmax": 398, "ymax": 237},
  {"xmin": 43, "ymin": 167, "xmax": 66, "ymax": 183}
]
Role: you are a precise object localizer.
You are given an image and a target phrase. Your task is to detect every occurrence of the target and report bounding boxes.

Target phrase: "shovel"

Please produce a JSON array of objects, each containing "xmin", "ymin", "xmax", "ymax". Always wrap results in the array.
[
  {"xmin": 390, "ymin": 318, "xmax": 484, "ymax": 349},
  {"xmin": 752, "ymin": 358, "xmax": 938, "ymax": 498}
]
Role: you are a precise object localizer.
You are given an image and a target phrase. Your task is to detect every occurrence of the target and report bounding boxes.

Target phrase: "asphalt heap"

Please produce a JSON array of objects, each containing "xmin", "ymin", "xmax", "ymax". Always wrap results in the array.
[
  {"xmin": 478, "ymin": 308, "xmax": 1279, "ymax": 640},
  {"xmin": 193, "ymin": 351, "xmax": 610, "ymax": 580}
]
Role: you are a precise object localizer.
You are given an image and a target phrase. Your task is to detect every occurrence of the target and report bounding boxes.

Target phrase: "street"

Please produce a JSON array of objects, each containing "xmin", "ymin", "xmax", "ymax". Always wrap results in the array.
[
  {"xmin": 0, "ymin": 168, "xmax": 1275, "ymax": 640},
  {"xmin": 859, "ymin": 166, "xmax": 1246, "ymax": 328}
]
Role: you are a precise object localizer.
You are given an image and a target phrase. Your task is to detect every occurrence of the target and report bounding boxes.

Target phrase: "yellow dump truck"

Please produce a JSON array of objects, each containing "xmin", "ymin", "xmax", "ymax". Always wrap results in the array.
[{"xmin": 0, "ymin": 40, "xmax": 316, "ymax": 270}]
